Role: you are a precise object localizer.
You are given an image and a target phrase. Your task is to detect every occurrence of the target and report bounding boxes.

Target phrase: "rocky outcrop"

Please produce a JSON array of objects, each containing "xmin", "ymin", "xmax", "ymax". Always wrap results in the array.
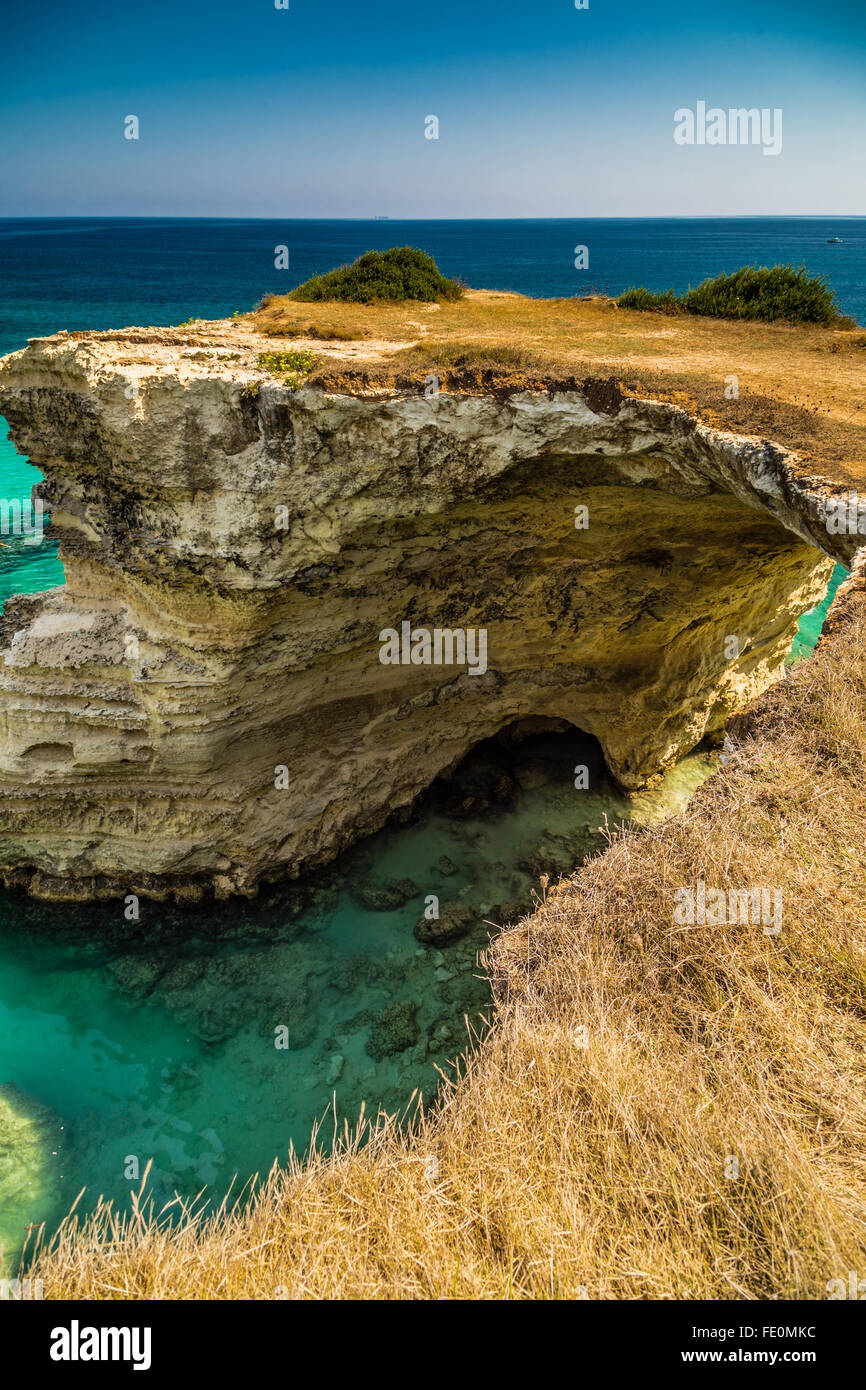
[{"xmin": 0, "ymin": 321, "xmax": 854, "ymax": 901}]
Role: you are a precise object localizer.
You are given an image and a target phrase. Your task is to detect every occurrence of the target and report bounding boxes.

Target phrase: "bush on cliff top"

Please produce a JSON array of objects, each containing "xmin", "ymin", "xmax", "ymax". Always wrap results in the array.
[
  {"xmin": 618, "ymin": 264, "xmax": 850, "ymax": 325},
  {"xmin": 287, "ymin": 247, "xmax": 464, "ymax": 304}
]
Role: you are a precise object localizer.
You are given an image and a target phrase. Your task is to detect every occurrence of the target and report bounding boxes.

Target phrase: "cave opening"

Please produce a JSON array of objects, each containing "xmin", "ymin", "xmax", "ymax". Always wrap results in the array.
[
  {"xmin": 427, "ymin": 715, "xmax": 611, "ymax": 826},
  {"xmin": 377, "ymin": 713, "xmax": 718, "ymax": 921}
]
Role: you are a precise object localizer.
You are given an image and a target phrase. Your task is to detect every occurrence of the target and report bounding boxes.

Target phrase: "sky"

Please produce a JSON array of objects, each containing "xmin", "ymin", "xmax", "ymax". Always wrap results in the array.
[{"xmin": 0, "ymin": 0, "xmax": 864, "ymax": 217}]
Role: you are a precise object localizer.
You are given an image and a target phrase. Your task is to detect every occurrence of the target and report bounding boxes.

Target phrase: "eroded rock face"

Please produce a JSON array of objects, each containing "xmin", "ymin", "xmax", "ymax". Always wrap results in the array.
[{"xmin": 0, "ymin": 325, "xmax": 851, "ymax": 901}]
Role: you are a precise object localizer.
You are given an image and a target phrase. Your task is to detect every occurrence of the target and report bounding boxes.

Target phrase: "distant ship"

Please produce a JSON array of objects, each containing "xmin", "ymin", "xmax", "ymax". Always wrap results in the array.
[
  {"xmin": 373, "ymin": 216, "xmax": 391, "ymax": 221},
  {"xmin": 827, "ymin": 236, "xmax": 843, "ymax": 243}
]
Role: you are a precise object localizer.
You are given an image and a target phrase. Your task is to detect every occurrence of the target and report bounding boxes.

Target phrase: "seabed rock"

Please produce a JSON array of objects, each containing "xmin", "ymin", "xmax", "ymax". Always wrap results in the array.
[
  {"xmin": 350, "ymin": 877, "xmax": 419, "ymax": 912},
  {"xmin": 367, "ymin": 1002, "xmax": 419, "ymax": 1061},
  {"xmin": 435, "ymin": 855, "xmax": 459, "ymax": 877},
  {"xmin": 414, "ymin": 902, "xmax": 477, "ymax": 947}
]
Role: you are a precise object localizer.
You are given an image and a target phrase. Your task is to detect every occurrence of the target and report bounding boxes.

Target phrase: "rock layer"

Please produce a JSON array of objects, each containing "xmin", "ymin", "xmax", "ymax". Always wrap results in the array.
[{"xmin": 0, "ymin": 323, "xmax": 854, "ymax": 900}]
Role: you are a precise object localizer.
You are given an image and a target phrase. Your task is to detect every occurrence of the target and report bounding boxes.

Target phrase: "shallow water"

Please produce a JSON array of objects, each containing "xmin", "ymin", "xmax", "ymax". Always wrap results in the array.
[
  {"xmin": 0, "ymin": 725, "xmax": 717, "ymax": 1268},
  {"xmin": 788, "ymin": 562, "xmax": 847, "ymax": 665}
]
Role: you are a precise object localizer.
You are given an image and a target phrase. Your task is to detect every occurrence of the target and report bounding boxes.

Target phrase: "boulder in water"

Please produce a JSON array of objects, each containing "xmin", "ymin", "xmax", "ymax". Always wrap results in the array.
[
  {"xmin": 366, "ymin": 1002, "xmax": 419, "ymax": 1061},
  {"xmin": 351, "ymin": 877, "xmax": 419, "ymax": 912},
  {"xmin": 414, "ymin": 902, "xmax": 476, "ymax": 947}
]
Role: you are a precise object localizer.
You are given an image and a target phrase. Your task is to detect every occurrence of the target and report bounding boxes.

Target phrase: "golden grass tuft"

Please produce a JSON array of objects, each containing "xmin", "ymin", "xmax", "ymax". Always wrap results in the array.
[{"xmin": 15, "ymin": 578, "xmax": 866, "ymax": 1300}]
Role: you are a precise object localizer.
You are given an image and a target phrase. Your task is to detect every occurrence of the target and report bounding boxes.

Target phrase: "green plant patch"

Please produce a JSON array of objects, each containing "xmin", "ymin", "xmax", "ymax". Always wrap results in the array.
[
  {"xmin": 618, "ymin": 264, "xmax": 851, "ymax": 325},
  {"xmin": 287, "ymin": 247, "xmax": 463, "ymax": 304},
  {"xmin": 257, "ymin": 349, "xmax": 319, "ymax": 388}
]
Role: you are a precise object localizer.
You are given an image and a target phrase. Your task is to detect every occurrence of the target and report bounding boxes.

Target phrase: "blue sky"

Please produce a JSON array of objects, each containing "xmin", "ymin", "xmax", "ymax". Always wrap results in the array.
[{"xmin": 0, "ymin": 0, "xmax": 863, "ymax": 216}]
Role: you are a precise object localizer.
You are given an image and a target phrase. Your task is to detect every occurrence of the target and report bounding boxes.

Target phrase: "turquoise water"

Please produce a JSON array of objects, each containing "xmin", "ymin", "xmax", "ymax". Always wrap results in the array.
[
  {"xmin": 0, "ymin": 726, "xmax": 716, "ymax": 1268},
  {"xmin": 789, "ymin": 563, "xmax": 848, "ymax": 665},
  {"xmin": 0, "ymin": 432, "xmax": 62, "ymax": 608}
]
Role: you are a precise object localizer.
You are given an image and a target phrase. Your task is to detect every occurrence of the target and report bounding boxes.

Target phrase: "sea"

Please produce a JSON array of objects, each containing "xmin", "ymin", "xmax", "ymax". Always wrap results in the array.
[{"xmin": 0, "ymin": 217, "xmax": 858, "ymax": 1266}]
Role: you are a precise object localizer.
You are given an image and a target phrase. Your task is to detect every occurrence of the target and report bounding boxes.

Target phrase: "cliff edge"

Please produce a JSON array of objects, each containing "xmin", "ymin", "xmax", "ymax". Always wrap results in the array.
[{"xmin": 0, "ymin": 294, "xmax": 861, "ymax": 900}]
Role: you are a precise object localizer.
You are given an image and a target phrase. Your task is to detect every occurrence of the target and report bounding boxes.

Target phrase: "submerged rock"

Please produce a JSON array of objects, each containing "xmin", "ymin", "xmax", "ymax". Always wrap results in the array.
[
  {"xmin": 350, "ymin": 877, "xmax": 419, "ymax": 912},
  {"xmin": 367, "ymin": 1002, "xmax": 419, "ymax": 1061},
  {"xmin": 414, "ymin": 902, "xmax": 476, "ymax": 947},
  {"xmin": 488, "ymin": 899, "xmax": 528, "ymax": 927},
  {"xmin": 325, "ymin": 1053, "xmax": 344, "ymax": 1086},
  {"xmin": 435, "ymin": 855, "xmax": 459, "ymax": 877},
  {"xmin": 107, "ymin": 953, "xmax": 166, "ymax": 999}
]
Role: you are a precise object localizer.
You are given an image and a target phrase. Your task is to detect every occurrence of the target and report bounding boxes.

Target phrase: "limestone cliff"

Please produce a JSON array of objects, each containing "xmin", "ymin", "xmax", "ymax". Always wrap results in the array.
[{"xmin": 0, "ymin": 319, "xmax": 855, "ymax": 900}]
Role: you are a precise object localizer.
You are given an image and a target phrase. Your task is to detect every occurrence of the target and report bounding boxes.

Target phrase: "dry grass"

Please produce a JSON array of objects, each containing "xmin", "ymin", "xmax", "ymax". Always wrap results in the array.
[
  {"xmin": 18, "ymin": 576, "xmax": 866, "ymax": 1300},
  {"xmin": 250, "ymin": 288, "xmax": 866, "ymax": 485}
]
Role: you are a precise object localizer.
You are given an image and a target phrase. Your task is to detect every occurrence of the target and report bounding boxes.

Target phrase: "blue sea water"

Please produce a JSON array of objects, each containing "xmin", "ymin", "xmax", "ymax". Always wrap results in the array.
[
  {"xmin": 0, "ymin": 218, "xmax": 856, "ymax": 1266},
  {"xmin": 2, "ymin": 217, "xmax": 865, "ymax": 360}
]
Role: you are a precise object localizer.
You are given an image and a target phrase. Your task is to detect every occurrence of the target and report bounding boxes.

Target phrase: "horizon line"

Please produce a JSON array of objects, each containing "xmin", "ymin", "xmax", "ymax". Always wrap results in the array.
[{"xmin": 0, "ymin": 213, "xmax": 864, "ymax": 223}]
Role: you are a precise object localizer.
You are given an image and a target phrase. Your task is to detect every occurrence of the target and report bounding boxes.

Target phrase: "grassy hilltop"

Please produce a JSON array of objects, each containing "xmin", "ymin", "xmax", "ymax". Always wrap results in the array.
[{"xmin": 248, "ymin": 252, "xmax": 866, "ymax": 486}]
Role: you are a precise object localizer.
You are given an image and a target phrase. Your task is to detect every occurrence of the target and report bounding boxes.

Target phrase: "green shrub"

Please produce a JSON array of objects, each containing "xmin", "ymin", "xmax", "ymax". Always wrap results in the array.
[
  {"xmin": 257, "ymin": 349, "xmax": 318, "ymax": 389},
  {"xmin": 616, "ymin": 287, "xmax": 682, "ymax": 315},
  {"xmin": 288, "ymin": 247, "xmax": 463, "ymax": 304},
  {"xmin": 618, "ymin": 264, "xmax": 849, "ymax": 325},
  {"xmin": 683, "ymin": 265, "xmax": 846, "ymax": 323}
]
